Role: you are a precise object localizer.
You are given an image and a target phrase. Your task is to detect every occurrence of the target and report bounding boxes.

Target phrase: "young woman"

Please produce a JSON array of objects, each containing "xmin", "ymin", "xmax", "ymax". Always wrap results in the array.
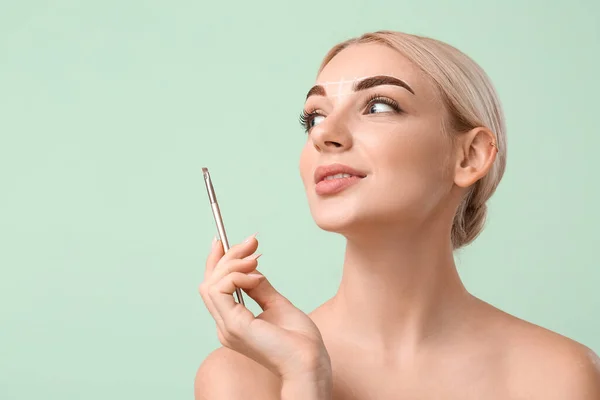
[{"xmin": 195, "ymin": 30, "xmax": 600, "ymax": 399}]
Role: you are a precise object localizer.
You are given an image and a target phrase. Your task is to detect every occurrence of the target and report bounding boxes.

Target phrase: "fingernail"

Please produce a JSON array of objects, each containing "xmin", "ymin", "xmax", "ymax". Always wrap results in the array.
[
  {"xmin": 248, "ymin": 273, "xmax": 264, "ymax": 280},
  {"xmin": 211, "ymin": 236, "xmax": 218, "ymax": 249},
  {"xmin": 243, "ymin": 232, "xmax": 258, "ymax": 243},
  {"xmin": 251, "ymin": 253, "xmax": 262, "ymax": 260}
]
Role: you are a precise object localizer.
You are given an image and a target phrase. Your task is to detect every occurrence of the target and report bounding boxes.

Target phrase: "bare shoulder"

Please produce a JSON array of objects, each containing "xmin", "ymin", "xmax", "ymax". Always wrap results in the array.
[
  {"xmin": 194, "ymin": 346, "xmax": 280, "ymax": 400},
  {"xmin": 491, "ymin": 309, "xmax": 600, "ymax": 399}
]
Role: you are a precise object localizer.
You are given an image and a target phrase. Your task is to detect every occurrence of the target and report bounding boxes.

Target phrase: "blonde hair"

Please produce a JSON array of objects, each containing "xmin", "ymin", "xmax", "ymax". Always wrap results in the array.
[{"xmin": 317, "ymin": 30, "xmax": 507, "ymax": 249}]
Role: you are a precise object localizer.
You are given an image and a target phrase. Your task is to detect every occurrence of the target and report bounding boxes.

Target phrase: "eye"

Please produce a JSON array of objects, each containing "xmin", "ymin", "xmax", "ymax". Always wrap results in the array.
[
  {"xmin": 364, "ymin": 95, "xmax": 403, "ymax": 115},
  {"xmin": 299, "ymin": 110, "xmax": 326, "ymax": 133},
  {"xmin": 311, "ymin": 114, "xmax": 326, "ymax": 127},
  {"xmin": 368, "ymin": 102, "xmax": 395, "ymax": 114}
]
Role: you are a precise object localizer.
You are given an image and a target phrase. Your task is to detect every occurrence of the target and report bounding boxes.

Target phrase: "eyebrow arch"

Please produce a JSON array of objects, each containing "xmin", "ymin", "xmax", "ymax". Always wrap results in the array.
[{"xmin": 305, "ymin": 74, "xmax": 415, "ymax": 100}]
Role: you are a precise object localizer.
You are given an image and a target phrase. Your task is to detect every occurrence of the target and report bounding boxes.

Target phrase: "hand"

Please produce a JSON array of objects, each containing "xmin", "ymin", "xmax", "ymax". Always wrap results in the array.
[{"xmin": 199, "ymin": 233, "xmax": 332, "ymax": 382}]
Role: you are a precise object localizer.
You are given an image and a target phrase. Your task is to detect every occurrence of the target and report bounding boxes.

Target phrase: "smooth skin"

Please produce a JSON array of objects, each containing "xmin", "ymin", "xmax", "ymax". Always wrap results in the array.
[{"xmin": 195, "ymin": 43, "xmax": 600, "ymax": 399}]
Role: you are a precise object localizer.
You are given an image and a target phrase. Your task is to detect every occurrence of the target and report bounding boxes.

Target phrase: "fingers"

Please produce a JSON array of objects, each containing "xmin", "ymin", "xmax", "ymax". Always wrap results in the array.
[
  {"xmin": 242, "ymin": 272, "xmax": 291, "ymax": 311},
  {"xmin": 200, "ymin": 255, "xmax": 262, "ymax": 313},
  {"xmin": 199, "ymin": 264, "xmax": 263, "ymax": 340},
  {"xmin": 209, "ymin": 254, "xmax": 263, "ymax": 285},
  {"xmin": 200, "ymin": 233, "xmax": 262, "ymax": 335},
  {"xmin": 204, "ymin": 233, "xmax": 258, "ymax": 281},
  {"xmin": 210, "ymin": 271, "xmax": 266, "ymax": 336},
  {"xmin": 204, "ymin": 236, "xmax": 224, "ymax": 281}
]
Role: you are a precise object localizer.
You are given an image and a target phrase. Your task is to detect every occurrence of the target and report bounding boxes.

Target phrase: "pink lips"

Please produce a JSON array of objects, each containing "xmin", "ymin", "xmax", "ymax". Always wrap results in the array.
[
  {"xmin": 313, "ymin": 163, "xmax": 367, "ymax": 196},
  {"xmin": 314, "ymin": 163, "xmax": 367, "ymax": 184},
  {"xmin": 315, "ymin": 175, "xmax": 364, "ymax": 195}
]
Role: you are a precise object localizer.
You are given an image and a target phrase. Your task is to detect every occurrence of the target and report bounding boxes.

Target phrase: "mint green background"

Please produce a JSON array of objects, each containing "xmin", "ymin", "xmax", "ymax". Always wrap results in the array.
[{"xmin": 1, "ymin": 1, "xmax": 598, "ymax": 398}]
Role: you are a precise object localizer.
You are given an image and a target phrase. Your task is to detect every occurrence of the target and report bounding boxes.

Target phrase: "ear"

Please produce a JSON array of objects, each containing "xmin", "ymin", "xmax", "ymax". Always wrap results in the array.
[{"xmin": 453, "ymin": 127, "xmax": 498, "ymax": 188}]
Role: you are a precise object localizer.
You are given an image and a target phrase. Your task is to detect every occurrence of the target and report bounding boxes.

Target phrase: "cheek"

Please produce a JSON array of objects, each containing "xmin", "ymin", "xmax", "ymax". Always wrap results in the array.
[
  {"xmin": 367, "ymin": 124, "xmax": 448, "ymax": 176},
  {"xmin": 362, "ymin": 127, "xmax": 452, "ymax": 210}
]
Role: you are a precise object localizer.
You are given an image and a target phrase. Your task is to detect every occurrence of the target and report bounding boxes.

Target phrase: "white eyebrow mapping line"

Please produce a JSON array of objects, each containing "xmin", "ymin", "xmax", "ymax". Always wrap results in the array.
[
  {"xmin": 316, "ymin": 75, "xmax": 377, "ymax": 85},
  {"xmin": 337, "ymin": 76, "xmax": 344, "ymax": 97}
]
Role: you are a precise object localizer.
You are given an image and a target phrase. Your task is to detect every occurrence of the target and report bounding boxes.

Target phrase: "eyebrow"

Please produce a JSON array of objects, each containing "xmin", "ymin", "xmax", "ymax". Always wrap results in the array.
[{"xmin": 305, "ymin": 75, "xmax": 415, "ymax": 100}]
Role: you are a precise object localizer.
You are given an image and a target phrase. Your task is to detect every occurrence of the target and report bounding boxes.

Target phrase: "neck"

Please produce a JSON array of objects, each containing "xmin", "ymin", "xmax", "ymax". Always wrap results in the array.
[{"xmin": 326, "ymin": 221, "xmax": 473, "ymax": 356}]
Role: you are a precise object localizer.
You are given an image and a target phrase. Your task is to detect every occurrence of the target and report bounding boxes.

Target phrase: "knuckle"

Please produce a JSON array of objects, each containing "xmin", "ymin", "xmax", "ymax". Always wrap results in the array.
[
  {"xmin": 198, "ymin": 282, "xmax": 207, "ymax": 295},
  {"xmin": 207, "ymin": 284, "xmax": 220, "ymax": 298},
  {"xmin": 230, "ymin": 271, "xmax": 244, "ymax": 282},
  {"xmin": 222, "ymin": 317, "xmax": 242, "ymax": 338},
  {"xmin": 220, "ymin": 260, "xmax": 233, "ymax": 275},
  {"xmin": 221, "ymin": 328, "xmax": 236, "ymax": 343},
  {"xmin": 217, "ymin": 329, "xmax": 228, "ymax": 346},
  {"xmin": 228, "ymin": 325, "xmax": 242, "ymax": 341},
  {"xmin": 205, "ymin": 250, "xmax": 218, "ymax": 263},
  {"xmin": 223, "ymin": 260, "xmax": 246, "ymax": 275}
]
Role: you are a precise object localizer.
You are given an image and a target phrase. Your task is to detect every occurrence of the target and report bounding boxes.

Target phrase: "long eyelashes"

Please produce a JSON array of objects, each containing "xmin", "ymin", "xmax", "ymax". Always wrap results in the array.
[
  {"xmin": 298, "ymin": 109, "xmax": 310, "ymax": 132},
  {"xmin": 298, "ymin": 108, "xmax": 323, "ymax": 134},
  {"xmin": 364, "ymin": 94, "xmax": 402, "ymax": 113},
  {"xmin": 298, "ymin": 93, "xmax": 404, "ymax": 134}
]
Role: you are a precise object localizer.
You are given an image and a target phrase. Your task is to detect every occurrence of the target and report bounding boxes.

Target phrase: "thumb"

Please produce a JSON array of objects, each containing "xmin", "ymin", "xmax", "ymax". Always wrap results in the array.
[{"xmin": 244, "ymin": 272, "xmax": 291, "ymax": 311}]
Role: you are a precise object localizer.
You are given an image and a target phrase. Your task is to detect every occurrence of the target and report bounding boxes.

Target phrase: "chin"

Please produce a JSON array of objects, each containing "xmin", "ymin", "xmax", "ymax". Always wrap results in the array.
[
  {"xmin": 310, "ymin": 202, "xmax": 389, "ymax": 236},
  {"xmin": 309, "ymin": 195, "xmax": 427, "ymax": 238},
  {"xmin": 314, "ymin": 215, "xmax": 358, "ymax": 234},
  {"xmin": 308, "ymin": 200, "xmax": 359, "ymax": 232}
]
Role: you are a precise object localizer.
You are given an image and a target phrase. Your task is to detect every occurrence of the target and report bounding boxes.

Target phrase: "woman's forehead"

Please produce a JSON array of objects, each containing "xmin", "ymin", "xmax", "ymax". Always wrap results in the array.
[{"xmin": 316, "ymin": 43, "xmax": 420, "ymax": 81}]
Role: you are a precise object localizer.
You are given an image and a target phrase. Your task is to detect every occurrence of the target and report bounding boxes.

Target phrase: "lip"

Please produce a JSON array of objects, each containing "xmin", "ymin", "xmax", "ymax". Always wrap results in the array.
[
  {"xmin": 314, "ymin": 163, "xmax": 368, "ymax": 184},
  {"xmin": 315, "ymin": 175, "xmax": 364, "ymax": 195}
]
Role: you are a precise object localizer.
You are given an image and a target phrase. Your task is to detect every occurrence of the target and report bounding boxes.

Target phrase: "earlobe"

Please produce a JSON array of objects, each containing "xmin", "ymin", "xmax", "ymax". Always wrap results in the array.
[{"xmin": 453, "ymin": 127, "xmax": 497, "ymax": 188}]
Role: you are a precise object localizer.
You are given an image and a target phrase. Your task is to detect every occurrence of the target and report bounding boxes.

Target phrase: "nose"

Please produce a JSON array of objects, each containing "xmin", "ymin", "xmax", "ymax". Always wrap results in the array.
[{"xmin": 310, "ymin": 112, "xmax": 353, "ymax": 153}]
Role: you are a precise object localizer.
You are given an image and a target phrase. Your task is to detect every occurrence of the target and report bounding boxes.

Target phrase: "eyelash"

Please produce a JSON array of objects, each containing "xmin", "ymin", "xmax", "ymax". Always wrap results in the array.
[{"xmin": 298, "ymin": 93, "xmax": 404, "ymax": 133}]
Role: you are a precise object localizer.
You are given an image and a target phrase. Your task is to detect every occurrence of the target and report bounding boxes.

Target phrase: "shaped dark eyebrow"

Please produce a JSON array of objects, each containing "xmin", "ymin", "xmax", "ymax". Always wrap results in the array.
[
  {"xmin": 305, "ymin": 75, "xmax": 415, "ymax": 100},
  {"xmin": 305, "ymin": 85, "xmax": 326, "ymax": 99}
]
